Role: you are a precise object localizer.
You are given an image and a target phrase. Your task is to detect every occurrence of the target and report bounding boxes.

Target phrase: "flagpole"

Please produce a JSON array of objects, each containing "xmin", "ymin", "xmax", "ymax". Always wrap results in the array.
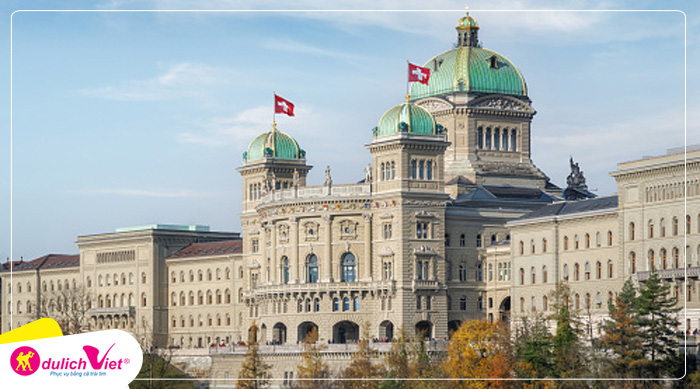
[
  {"xmin": 406, "ymin": 60, "xmax": 410, "ymax": 100},
  {"xmin": 272, "ymin": 91, "xmax": 276, "ymax": 128}
]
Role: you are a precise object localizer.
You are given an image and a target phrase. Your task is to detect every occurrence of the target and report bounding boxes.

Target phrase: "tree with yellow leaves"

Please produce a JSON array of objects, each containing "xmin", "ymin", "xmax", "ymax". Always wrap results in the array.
[{"xmin": 443, "ymin": 320, "xmax": 514, "ymax": 388}]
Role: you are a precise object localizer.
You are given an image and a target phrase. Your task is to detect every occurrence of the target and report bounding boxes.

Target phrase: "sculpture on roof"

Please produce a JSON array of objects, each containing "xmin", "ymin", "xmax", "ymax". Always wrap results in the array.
[
  {"xmin": 364, "ymin": 163, "xmax": 372, "ymax": 184},
  {"xmin": 324, "ymin": 166, "xmax": 332, "ymax": 187},
  {"xmin": 564, "ymin": 157, "xmax": 596, "ymax": 200},
  {"xmin": 293, "ymin": 169, "xmax": 300, "ymax": 188}
]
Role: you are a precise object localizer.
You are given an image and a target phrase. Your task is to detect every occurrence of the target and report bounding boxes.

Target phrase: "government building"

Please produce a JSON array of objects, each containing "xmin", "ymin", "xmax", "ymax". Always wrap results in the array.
[{"xmin": 1, "ymin": 13, "xmax": 697, "ymax": 383}]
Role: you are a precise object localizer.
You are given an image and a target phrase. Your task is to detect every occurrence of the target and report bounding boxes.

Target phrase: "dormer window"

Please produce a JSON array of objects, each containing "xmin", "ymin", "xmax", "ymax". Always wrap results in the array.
[{"xmin": 489, "ymin": 55, "xmax": 498, "ymax": 69}]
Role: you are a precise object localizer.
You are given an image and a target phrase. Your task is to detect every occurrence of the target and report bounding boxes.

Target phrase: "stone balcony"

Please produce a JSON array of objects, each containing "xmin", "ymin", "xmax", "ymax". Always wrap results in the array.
[
  {"xmin": 412, "ymin": 279, "xmax": 441, "ymax": 292},
  {"xmin": 245, "ymin": 280, "xmax": 396, "ymax": 299},
  {"xmin": 207, "ymin": 340, "xmax": 448, "ymax": 356},
  {"xmin": 260, "ymin": 183, "xmax": 371, "ymax": 204},
  {"xmin": 87, "ymin": 306, "xmax": 135, "ymax": 316},
  {"xmin": 636, "ymin": 267, "xmax": 700, "ymax": 281}
]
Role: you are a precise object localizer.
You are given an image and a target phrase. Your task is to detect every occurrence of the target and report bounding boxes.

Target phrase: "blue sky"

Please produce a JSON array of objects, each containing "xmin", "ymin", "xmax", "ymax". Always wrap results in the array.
[{"xmin": 1, "ymin": 1, "xmax": 697, "ymax": 261}]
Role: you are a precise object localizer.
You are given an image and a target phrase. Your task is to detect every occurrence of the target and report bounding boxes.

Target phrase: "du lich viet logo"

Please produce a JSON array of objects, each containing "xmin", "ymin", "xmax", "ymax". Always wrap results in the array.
[
  {"xmin": 1, "ymin": 329, "xmax": 142, "ymax": 387},
  {"xmin": 10, "ymin": 346, "xmax": 40, "ymax": 376}
]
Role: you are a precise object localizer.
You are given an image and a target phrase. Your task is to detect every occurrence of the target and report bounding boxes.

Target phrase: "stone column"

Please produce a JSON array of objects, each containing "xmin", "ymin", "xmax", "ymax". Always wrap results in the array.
[
  {"xmin": 290, "ymin": 217, "xmax": 299, "ymax": 284},
  {"xmin": 363, "ymin": 213, "xmax": 373, "ymax": 281},
  {"xmin": 270, "ymin": 222, "xmax": 277, "ymax": 284},
  {"xmin": 322, "ymin": 215, "xmax": 333, "ymax": 282}
]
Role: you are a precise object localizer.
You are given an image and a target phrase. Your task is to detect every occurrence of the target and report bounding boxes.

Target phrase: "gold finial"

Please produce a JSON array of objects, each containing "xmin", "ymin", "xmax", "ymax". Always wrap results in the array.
[
  {"xmin": 272, "ymin": 121, "xmax": 277, "ymax": 131},
  {"xmin": 405, "ymin": 93, "xmax": 411, "ymax": 103}
]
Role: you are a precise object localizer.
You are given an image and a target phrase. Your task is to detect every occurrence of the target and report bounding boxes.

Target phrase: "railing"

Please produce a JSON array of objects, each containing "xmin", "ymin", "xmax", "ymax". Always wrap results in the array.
[
  {"xmin": 87, "ymin": 306, "xmax": 135, "ymax": 315},
  {"xmin": 246, "ymin": 280, "xmax": 396, "ymax": 299},
  {"xmin": 208, "ymin": 340, "xmax": 449, "ymax": 355},
  {"xmin": 636, "ymin": 267, "xmax": 700, "ymax": 281},
  {"xmin": 260, "ymin": 184, "xmax": 371, "ymax": 204},
  {"xmin": 412, "ymin": 279, "xmax": 440, "ymax": 291}
]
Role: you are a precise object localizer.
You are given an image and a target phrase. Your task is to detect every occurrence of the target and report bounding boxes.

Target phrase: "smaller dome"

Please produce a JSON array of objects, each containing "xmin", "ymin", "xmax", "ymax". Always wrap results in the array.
[
  {"xmin": 374, "ymin": 101, "xmax": 440, "ymax": 138},
  {"xmin": 243, "ymin": 124, "xmax": 305, "ymax": 163},
  {"xmin": 456, "ymin": 14, "xmax": 479, "ymax": 30}
]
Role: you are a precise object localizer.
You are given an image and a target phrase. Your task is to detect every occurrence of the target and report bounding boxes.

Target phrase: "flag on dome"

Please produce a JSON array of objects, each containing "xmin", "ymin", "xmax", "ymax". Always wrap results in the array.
[
  {"xmin": 274, "ymin": 94, "xmax": 295, "ymax": 117},
  {"xmin": 408, "ymin": 62, "xmax": 430, "ymax": 85}
]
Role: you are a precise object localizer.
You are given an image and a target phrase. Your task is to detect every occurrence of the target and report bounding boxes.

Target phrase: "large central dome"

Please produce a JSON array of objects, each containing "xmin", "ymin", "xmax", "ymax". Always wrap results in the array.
[{"xmin": 410, "ymin": 14, "xmax": 527, "ymax": 100}]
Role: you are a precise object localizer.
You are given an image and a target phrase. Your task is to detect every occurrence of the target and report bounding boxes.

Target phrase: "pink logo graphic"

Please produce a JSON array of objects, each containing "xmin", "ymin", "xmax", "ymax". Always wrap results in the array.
[
  {"xmin": 83, "ymin": 343, "xmax": 115, "ymax": 369},
  {"xmin": 10, "ymin": 346, "xmax": 40, "ymax": 376}
]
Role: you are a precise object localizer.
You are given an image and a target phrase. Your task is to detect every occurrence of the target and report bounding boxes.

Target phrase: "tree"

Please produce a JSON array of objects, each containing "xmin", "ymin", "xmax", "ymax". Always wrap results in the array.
[
  {"xmin": 513, "ymin": 316, "xmax": 555, "ymax": 379},
  {"xmin": 601, "ymin": 279, "xmax": 646, "ymax": 379},
  {"xmin": 548, "ymin": 283, "xmax": 586, "ymax": 379},
  {"xmin": 443, "ymin": 320, "xmax": 513, "ymax": 388},
  {"xmin": 39, "ymin": 284, "xmax": 92, "ymax": 334},
  {"xmin": 236, "ymin": 323, "xmax": 271, "ymax": 389},
  {"xmin": 634, "ymin": 272, "xmax": 682, "ymax": 378},
  {"xmin": 340, "ymin": 322, "xmax": 386, "ymax": 389},
  {"xmin": 381, "ymin": 326, "xmax": 439, "ymax": 389},
  {"xmin": 294, "ymin": 327, "xmax": 332, "ymax": 389}
]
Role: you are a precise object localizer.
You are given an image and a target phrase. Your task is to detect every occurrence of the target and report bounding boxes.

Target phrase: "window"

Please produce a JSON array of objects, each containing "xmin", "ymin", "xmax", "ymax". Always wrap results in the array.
[
  {"xmin": 141, "ymin": 273, "xmax": 146, "ymax": 284},
  {"xmin": 608, "ymin": 231, "xmax": 613, "ymax": 246},
  {"xmin": 383, "ymin": 223, "xmax": 392, "ymax": 240},
  {"xmin": 520, "ymin": 297, "xmax": 524, "ymax": 312},
  {"xmin": 252, "ymin": 238, "xmax": 259, "ymax": 253},
  {"xmin": 585, "ymin": 293, "xmax": 591, "ymax": 310},
  {"xmin": 596, "ymin": 262, "xmax": 602, "ymax": 279},
  {"xmin": 314, "ymin": 298, "xmax": 320, "ymax": 312},
  {"xmin": 585, "ymin": 262, "xmax": 591, "ymax": 280},
  {"xmin": 519, "ymin": 268, "xmax": 525, "ymax": 285},
  {"xmin": 489, "ymin": 264, "xmax": 493, "ymax": 281},
  {"xmin": 477, "ymin": 127, "xmax": 484, "ymax": 149},
  {"xmin": 531, "ymin": 267, "xmax": 536, "ymax": 284},
  {"xmin": 660, "ymin": 218, "xmax": 667, "ymax": 237},
  {"xmin": 596, "ymin": 232, "xmax": 601, "ymax": 247},
  {"xmin": 445, "ymin": 234, "xmax": 450, "ymax": 247},
  {"xmin": 564, "ymin": 236, "xmax": 569, "ymax": 250},
  {"xmin": 460, "ymin": 296, "xmax": 467, "ymax": 311},
  {"xmin": 459, "ymin": 264, "xmax": 467, "ymax": 281},
  {"xmin": 607, "ymin": 260, "xmax": 613, "ymax": 278},
  {"xmin": 281, "ymin": 257, "xmax": 290, "ymax": 284},
  {"xmin": 519, "ymin": 241, "xmax": 524, "ymax": 255},
  {"xmin": 585, "ymin": 234, "xmax": 590, "ymax": 248},
  {"xmin": 476, "ymin": 234, "xmax": 482, "ymax": 248},
  {"xmin": 207, "ymin": 269, "xmax": 213, "ymax": 281},
  {"xmin": 688, "ymin": 215, "xmax": 692, "ymax": 234},
  {"xmin": 416, "ymin": 222, "xmax": 429, "ymax": 239},
  {"xmin": 426, "ymin": 161, "xmax": 433, "ymax": 180},
  {"xmin": 575, "ymin": 293, "xmax": 580, "ymax": 310},
  {"xmin": 563, "ymin": 264, "xmax": 569, "ymax": 280},
  {"xmin": 383, "ymin": 261, "xmax": 393, "ymax": 280},
  {"xmin": 648, "ymin": 220, "xmax": 654, "ymax": 238},
  {"xmin": 306, "ymin": 255, "xmax": 319, "ymax": 283},
  {"xmin": 542, "ymin": 238, "xmax": 547, "ymax": 253},
  {"xmin": 630, "ymin": 252, "xmax": 636, "ymax": 274},
  {"xmin": 542, "ymin": 265, "xmax": 548, "ymax": 283},
  {"xmin": 530, "ymin": 296, "xmax": 535, "ymax": 312},
  {"xmin": 341, "ymin": 253, "xmax": 356, "ymax": 282},
  {"xmin": 629, "ymin": 222, "xmax": 635, "ymax": 240},
  {"xmin": 460, "ymin": 234, "xmax": 466, "ymax": 247},
  {"xmin": 343, "ymin": 297, "xmax": 350, "ymax": 311},
  {"xmin": 649, "ymin": 249, "xmax": 655, "ymax": 270},
  {"xmin": 574, "ymin": 263, "xmax": 580, "ymax": 281},
  {"xmin": 410, "ymin": 160, "xmax": 417, "ymax": 179},
  {"xmin": 673, "ymin": 247, "xmax": 680, "ymax": 268},
  {"xmin": 661, "ymin": 248, "xmax": 668, "ymax": 269},
  {"xmin": 332, "ymin": 298, "xmax": 339, "ymax": 312},
  {"xmin": 531, "ymin": 239, "xmax": 535, "ymax": 254},
  {"xmin": 354, "ymin": 297, "xmax": 360, "ymax": 311},
  {"xmin": 543, "ymin": 295, "xmax": 548, "ymax": 311},
  {"xmin": 672, "ymin": 217, "xmax": 679, "ymax": 236},
  {"xmin": 391, "ymin": 161, "xmax": 396, "ymax": 179},
  {"xmin": 141, "ymin": 293, "xmax": 147, "ymax": 307},
  {"xmin": 574, "ymin": 235, "xmax": 579, "ymax": 249}
]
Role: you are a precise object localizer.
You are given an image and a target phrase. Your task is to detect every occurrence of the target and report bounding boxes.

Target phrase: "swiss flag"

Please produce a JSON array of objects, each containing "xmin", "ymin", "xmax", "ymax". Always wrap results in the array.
[
  {"xmin": 408, "ymin": 62, "xmax": 430, "ymax": 85},
  {"xmin": 274, "ymin": 94, "xmax": 295, "ymax": 117}
]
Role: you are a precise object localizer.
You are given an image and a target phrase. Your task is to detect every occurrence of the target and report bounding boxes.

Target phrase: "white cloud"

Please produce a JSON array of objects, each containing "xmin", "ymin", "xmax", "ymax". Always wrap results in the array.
[
  {"xmin": 78, "ymin": 62, "xmax": 237, "ymax": 101},
  {"xmin": 261, "ymin": 38, "xmax": 366, "ymax": 60},
  {"xmin": 66, "ymin": 188, "xmax": 216, "ymax": 198}
]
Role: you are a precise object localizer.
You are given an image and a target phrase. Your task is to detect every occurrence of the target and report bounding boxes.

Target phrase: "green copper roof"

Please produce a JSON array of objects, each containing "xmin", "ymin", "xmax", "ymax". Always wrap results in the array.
[
  {"xmin": 409, "ymin": 46, "xmax": 527, "ymax": 99},
  {"xmin": 244, "ymin": 125, "xmax": 304, "ymax": 162},
  {"xmin": 456, "ymin": 14, "xmax": 479, "ymax": 29},
  {"xmin": 374, "ymin": 102, "xmax": 438, "ymax": 138}
]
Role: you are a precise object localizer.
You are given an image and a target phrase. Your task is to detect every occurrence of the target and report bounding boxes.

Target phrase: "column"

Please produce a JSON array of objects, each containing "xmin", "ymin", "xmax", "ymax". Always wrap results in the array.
[
  {"xmin": 270, "ymin": 222, "xmax": 277, "ymax": 284},
  {"xmin": 363, "ymin": 213, "xmax": 372, "ymax": 281},
  {"xmin": 322, "ymin": 215, "xmax": 333, "ymax": 282},
  {"xmin": 290, "ymin": 217, "xmax": 299, "ymax": 284}
]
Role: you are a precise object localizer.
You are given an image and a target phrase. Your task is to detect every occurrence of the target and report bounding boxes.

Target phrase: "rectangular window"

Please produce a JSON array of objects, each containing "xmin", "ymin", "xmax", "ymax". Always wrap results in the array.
[
  {"xmin": 252, "ymin": 239, "xmax": 259, "ymax": 253},
  {"xmin": 416, "ymin": 222, "xmax": 429, "ymax": 239}
]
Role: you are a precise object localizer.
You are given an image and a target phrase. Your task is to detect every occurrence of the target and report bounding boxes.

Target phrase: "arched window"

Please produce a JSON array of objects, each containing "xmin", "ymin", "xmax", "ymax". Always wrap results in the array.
[
  {"xmin": 207, "ymin": 269, "xmax": 212, "ymax": 281},
  {"xmin": 141, "ymin": 293, "xmax": 147, "ymax": 307},
  {"xmin": 488, "ymin": 264, "xmax": 493, "ymax": 281},
  {"xmin": 574, "ymin": 263, "xmax": 580, "ymax": 281},
  {"xmin": 629, "ymin": 222, "xmax": 635, "ymax": 240},
  {"xmin": 410, "ymin": 160, "xmax": 417, "ymax": 179},
  {"xmin": 596, "ymin": 232, "xmax": 601, "ymax": 247},
  {"xmin": 608, "ymin": 231, "xmax": 613, "ymax": 246},
  {"xmin": 520, "ymin": 297, "xmax": 524, "ymax": 312},
  {"xmin": 314, "ymin": 298, "xmax": 320, "ymax": 312},
  {"xmin": 585, "ymin": 233, "xmax": 590, "ymax": 248},
  {"xmin": 607, "ymin": 260, "xmax": 613, "ymax": 278},
  {"xmin": 530, "ymin": 267, "xmax": 536, "ymax": 284},
  {"xmin": 596, "ymin": 261, "xmax": 602, "ymax": 279},
  {"xmin": 649, "ymin": 249, "xmax": 655, "ymax": 270},
  {"xmin": 485, "ymin": 128, "xmax": 492, "ymax": 149},
  {"xmin": 564, "ymin": 236, "xmax": 569, "ymax": 250},
  {"xmin": 426, "ymin": 161, "xmax": 432, "ymax": 180},
  {"xmin": 380, "ymin": 163, "xmax": 385, "ymax": 181},
  {"xmin": 171, "ymin": 292, "xmax": 177, "ymax": 306},
  {"xmin": 180, "ymin": 292, "xmax": 186, "ymax": 306},
  {"xmin": 688, "ymin": 215, "xmax": 692, "ymax": 234},
  {"xmin": 630, "ymin": 252, "xmax": 637, "ymax": 274},
  {"xmin": 341, "ymin": 253, "xmax": 356, "ymax": 282},
  {"xmin": 648, "ymin": 220, "xmax": 654, "ymax": 238},
  {"xmin": 660, "ymin": 218, "xmax": 667, "ymax": 237},
  {"xmin": 575, "ymin": 293, "xmax": 580, "ymax": 310},
  {"xmin": 585, "ymin": 293, "xmax": 591, "ymax": 310},
  {"xmin": 519, "ymin": 241, "xmax": 524, "ymax": 255},
  {"xmin": 207, "ymin": 290, "xmax": 213, "ymax": 305},
  {"xmin": 542, "ymin": 265, "xmax": 548, "ymax": 283},
  {"xmin": 477, "ymin": 127, "xmax": 483, "ymax": 149},
  {"xmin": 673, "ymin": 247, "xmax": 680, "ymax": 268},
  {"xmin": 584, "ymin": 262, "xmax": 591, "ymax": 280},
  {"xmin": 661, "ymin": 248, "xmax": 668, "ymax": 269},
  {"xmin": 519, "ymin": 268, "xmax": 524, "ymax": 285},
  {"xmin": 510, "ymin": 130, "xmax": 517, "ymax": 151},
  {"xmin": 543, "ymin": 295, "xmax": 548, "ymax": 311},
  {"xmin": 563, "ymin": 263, "xmax": 569, "ymax": 280},
  {"xmin": 542, "ymin": 238, "xmax": 547, "ymax": 252},
  {"xmin": 343, "ymin": 297, "xmax": 350, "ymax": 311},
  {"xmin": 501, "ymin": 128, "xmax": 508, "ymax": 150},
  {"xmin": 354, "ymin": 297, "xmax": 360, "ymax": 311},
  {"xmin": 574, "ymin": 235, "xmax": 579, "ymax": 249},
  {"xmin": 141, "ymin": 272, "xmax": 147, "ymax": 284},
  {"xmin": 332, "ymin": 297, "xmax": 339, "ymax": 312},
  {"xmin": 391, "ymin": 161, "xmax": 396, "ymax": 179},
  {"xmin": 460, "ymin": 234, "xmax": 466, "ymax": 247},
  {"xmin": 306, "ymin": 255, "xmax": 319, "ymax": 283},
  {"xmin": 531, "ymin": 239, "xmax": 535, "ymax": 254},
  {"xmin": 305, "ymin": 298, "xmax": 311, "ymax": 312},
  {"xmin": 494, "ymin": 128, "xmax": 500, "ymax": 149}
]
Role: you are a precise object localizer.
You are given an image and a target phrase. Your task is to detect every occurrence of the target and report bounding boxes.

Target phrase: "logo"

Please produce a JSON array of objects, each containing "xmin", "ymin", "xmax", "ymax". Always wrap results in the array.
[{"xmin": 10, "ymin": 346, "xmax": 40, "ymax": 376}]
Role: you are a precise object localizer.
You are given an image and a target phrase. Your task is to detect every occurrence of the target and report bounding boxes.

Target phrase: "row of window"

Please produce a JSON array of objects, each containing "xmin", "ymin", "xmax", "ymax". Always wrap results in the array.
[
  {"xmin": 379, "ymin": 161, "xmax": 396, "ymax": 181},
  {"xmin": 11, "ymin": 279, "xmax": 79, "ymax": 294},
  {"xmin": 645, "ymin": 181, "xmax": 699, "ymax": 203},
  {"xmin": 96, "ymin": 293, "xmax": 147, "ymax": 308},
  {"xmin": 477, "ymin": 127, "xmax": 518, "ymax": 151},
  {"xmin": 630, "ymin": 215, "xmax": 694, "ymax": 240},
  {"xmin": 519, "ymin": 291, "xmax": 614, "ymax": 313},
  {"xmin": 170, "ymin": 289, "xmax": 239, "ymax": 307},
  {"xmin": 92, "ymin": 272, "xmax": 147, "ymax": 288},
  {"xmin": 172, "ymin": 313, "xmax": 233, "ymax": 328},
  {"xmin": 445, "ymin": 233, "xmax": 505, "ymax": 248},
  {"xmin": 410, "ymin": 159, "xmax": 436, "ymax": 180},
  {"xmin": 170, "ymin": 268, "xmax": 233, "ymax": 284},
  {"xmin": 269, "ymin": 253, "xmax": 359, "ymax": 285},
  {"xmin": 446, "ymin": 295, "xmax": 481, "ymax": 311},
  {"xmin": 519, "ymin": 260, "xmax": 614, "ymax": 285},
  {"xmin": 629, "ymin": 247, "xmax": 685, "ymax": 273},
  {"xmin": 560, "ymin": 231, "xmax": 613, "ymax": 252}
]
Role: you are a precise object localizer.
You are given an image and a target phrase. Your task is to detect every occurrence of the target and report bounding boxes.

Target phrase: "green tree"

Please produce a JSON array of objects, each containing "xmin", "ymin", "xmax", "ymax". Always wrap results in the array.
[
  {"xmin": 549, "ymin": 283, "xmax": 586, "ymax": 379},
  {"xmin": 294, "ymin": 327, "xmax": 332, "ymax": 389},
  {"xmin": 513, "ymin": 316, "xmax": 555, "ymax": 379},
  {"xmin": 634, "ymin": 272, "xmax": 682, "ymax": 378},
  {"xmin": 601, "ymin": 279, "xmax": 646, "ymax": 379},
  {"xmin": 236, "ymin": 323, "xmax": 270, "ymax": 389},
  {"xmin": 381, "ymin": 326, "xmax": 440, "ymax": 389},
  {"xmin": 340, "ymin": 322, "xmax": 386, "ymax": 389}
]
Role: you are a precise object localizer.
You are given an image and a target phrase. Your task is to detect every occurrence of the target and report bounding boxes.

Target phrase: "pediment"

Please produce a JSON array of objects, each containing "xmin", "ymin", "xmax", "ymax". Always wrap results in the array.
[
  {"xmin": 468, "ymin": 96, "xmax": 534, "ymax": 113},
  {"xmin": 415, "ymin": 98, "xmax": 453, "ymax": 113}
]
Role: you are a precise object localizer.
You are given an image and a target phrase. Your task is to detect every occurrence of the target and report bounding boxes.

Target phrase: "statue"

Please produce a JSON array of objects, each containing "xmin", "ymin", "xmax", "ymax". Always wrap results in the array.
[
  {"xmin": 564, "ymin": 157, "xmax": 595, "ymax": 200},
  {"xmin": 270, "ymin": 172, "xmax": 277, "ymax": 191},
  {"xmin": 364, "ymin": 163, "xmax": 372, "ymax": 183},
  {"xmin": 293, "ymin": 169, "xmax": 300, "ymax": 188},
  {"xmin": 324, "ymin": 165, "xmax": 332, "ymax": 187}
]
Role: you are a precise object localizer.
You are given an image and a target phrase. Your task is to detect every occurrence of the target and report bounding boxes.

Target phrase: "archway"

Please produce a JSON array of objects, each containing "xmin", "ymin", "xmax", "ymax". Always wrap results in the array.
[
  {"xmin": 248, "ymin": 324, "xmax": 259, "ymax": 344},
  {"xmin": 273, "ymin": 322, "xmax": 287, "ymax": 344},
  {"xmin": 448, "ymin": 320, "xmax": 462, "ymax": 338},
  {"xmin": 379, "ymin": 320, "xmax": 394, "ymax": 341},
  {"xmin": 499, "ymin": 296, "xmax": 511, "ymax": 324},
  {"xmin": 333, "ymin": 321, "xmax": 359, "ymax": 344},
  {"xmin": 415, "ymin": 321, "xmax": 432, "ymax": 339},
  {"xmin": 260, "ymin": 324, "xmax": 267, "ymax": 343},
  {"xmin": 297, "ymin": 321, "xmax": 318, "ymax": 342}
]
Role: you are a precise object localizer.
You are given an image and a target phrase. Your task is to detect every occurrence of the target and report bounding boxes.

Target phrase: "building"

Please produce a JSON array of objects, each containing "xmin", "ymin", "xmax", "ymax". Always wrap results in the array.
[{"xmin": 0, "ymin": 12, "xmax": 695, "ymax": 384}]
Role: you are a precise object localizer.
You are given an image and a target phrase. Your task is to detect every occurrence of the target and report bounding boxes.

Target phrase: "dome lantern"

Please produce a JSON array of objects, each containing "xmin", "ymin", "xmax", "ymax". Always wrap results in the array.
[{"xmin": 456, "ymin": 9, "xmax": 480, "ymax": 47}]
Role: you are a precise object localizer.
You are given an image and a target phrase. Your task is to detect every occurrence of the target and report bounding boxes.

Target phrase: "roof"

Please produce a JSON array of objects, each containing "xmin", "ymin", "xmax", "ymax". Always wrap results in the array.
[
  {"xmin": 445, "ymin": 175, "xmax": 474, "ymax": 186},
  {"xmin": 516, "ymin": 195, "xmax": 618, "ymax": 222},
  {"xmin": 410, "ymin": 45, "xmax": 527, "ymax": 99},
  {"xmin": 374, "ymin": 101, "xmax": 439, "ymax": 138},
  {"xmin": 244, "ymin": 124, "xmax": 304, "ymax": 163},
  {"xmin": 454, "ymin": 185, "xmax": 557, "ymax": 204},
  {"xmin": 167, "ymin": 240, "xmax": 242, "ymax": 259},
  {"xmin": 0, "ymin": 254, "xmax": 80, "ymax": 273}
]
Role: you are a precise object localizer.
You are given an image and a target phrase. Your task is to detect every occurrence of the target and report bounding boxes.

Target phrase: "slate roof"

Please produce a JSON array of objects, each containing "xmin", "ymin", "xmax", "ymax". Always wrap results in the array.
[
  {"xmin": 0, "ymin": 254, "xmax": 80, "ymax": 273},
  {"xmin": 515, "ymin": 195, "xmax": 618, "ymax": 221},
  {"xmin": 167, "ymin": 240, "xmax": 242, "ymax": 259},
  {"xmin": 453, "ymin": 184, "xmax": 557, "ymax": 204}
]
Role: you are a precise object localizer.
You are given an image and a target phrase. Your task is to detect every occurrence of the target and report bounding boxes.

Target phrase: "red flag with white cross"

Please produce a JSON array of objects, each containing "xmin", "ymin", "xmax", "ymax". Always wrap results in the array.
[
  {"xmin": 274, "ymin": 94, "xmax": 295, "ymax": 117},
  {"xmin": 408, "ymin": 62, "xmax": 430, "ymax": 85}
]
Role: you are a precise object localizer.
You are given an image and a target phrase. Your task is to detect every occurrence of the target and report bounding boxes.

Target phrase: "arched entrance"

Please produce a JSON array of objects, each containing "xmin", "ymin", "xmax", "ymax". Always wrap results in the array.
[
  {"xmin": 448, "ymin": 320, "xmax": 462, "ymax": 338},
  {"xmin": 260, "ymin": 324, "xmax": 267, "ymax": 343},
  {"xmin": 297, "ymin": 321, "xmax": 318, "ymax": 342},
  {"xmin": 248, "ymin": 324, "xmax": 259, "ymax": 344},
  {"xmin": 273, "ymin": 322, "xmax": 287, "ymax": 344},
  {"xmin": 379, "ymin": 320, "xmax": 394, "ymax": 341},
  {"xmin": 499, "ymin": 296, "xmax": 511, "ymax": 324},
  {"xmin": 415, "ymin": 321, "xmax": 432, "ymax": 339},
  {"xmin": 333, "ymin": 321, "xmax": 359, "ymax": 344}
]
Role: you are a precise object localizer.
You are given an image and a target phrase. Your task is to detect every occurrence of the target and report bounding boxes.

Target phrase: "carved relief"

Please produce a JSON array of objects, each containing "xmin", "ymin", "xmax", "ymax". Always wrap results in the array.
[
  {"xmin": 413, "ymin": 245, "xmax": 437, "ymax": 256},
  {"xmin": 416, "ymin": 98, "xmax": 452, "ymax": 113},
  {"xmin": 470, "ymin": 97, "xmax": 530, "ymax": 112},
  {"xmin": 415, "ymin": 210, "xmax": 435, "ymax": 218},
  {"xmin": 303, "ymin": 221, "xmax": 320, "ymax": 241},
  {"xmin": 339, "ymin": 219, "xmax": 359, "ymax": 240},
  {"xmin": 278, "ymin": 224, "xmax": 290, "ymax": 244}
]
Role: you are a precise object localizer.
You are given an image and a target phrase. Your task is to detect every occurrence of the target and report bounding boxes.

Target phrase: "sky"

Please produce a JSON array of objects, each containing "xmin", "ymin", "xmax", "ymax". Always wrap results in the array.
[{"xmin": 1, "ymin": 1, "xmax": 697, "ymax": 261}]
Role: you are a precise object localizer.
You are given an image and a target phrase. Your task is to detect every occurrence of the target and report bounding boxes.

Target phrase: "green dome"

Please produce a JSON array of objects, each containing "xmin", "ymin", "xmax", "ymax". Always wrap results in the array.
[
  {"xmin": 456, "ymin": 14, "xmax": 479, "ymax": 29},
  {"xmin": 243, "ymin": 124, "xmax": 305, "ymax": 162},
  {"xmin": 409, "ymin": 46, "xmax": 527, "ymax": 99},
  {"xmin": 374, "ymin": 101, "xmax": 439, "ymax": 138}
]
